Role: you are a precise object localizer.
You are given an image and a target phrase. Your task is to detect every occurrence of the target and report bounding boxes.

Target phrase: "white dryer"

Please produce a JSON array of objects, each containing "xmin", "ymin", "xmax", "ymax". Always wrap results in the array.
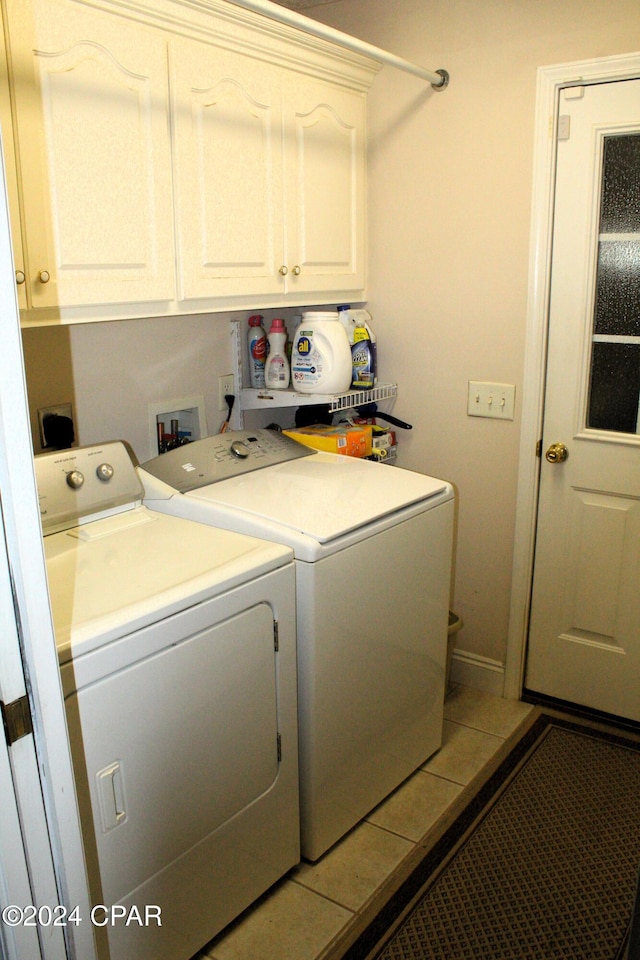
[
  {"xmin": 139, "ymin": 429, "xmax": 455, "ymax": 861},
  {"xmin": 35, "ymin": 441, "xmax": 299, "ymax": 960}
]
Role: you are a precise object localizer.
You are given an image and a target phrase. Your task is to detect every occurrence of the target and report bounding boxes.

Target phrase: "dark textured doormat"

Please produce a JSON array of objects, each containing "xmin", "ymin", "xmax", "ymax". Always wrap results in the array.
[{"xmin": 337, "ymin": 712, "xmax": 640, "ymax": 960}]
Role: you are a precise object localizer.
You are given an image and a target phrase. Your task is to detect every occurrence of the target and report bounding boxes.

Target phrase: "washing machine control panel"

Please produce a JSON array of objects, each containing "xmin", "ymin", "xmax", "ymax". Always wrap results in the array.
[
  {"xmin": 140, "ymin": 428, "xmax": 314, "ymax": 492},
  {"xmin": 35, "ymin": 441, "xmax": 144, "ymax": 535}
]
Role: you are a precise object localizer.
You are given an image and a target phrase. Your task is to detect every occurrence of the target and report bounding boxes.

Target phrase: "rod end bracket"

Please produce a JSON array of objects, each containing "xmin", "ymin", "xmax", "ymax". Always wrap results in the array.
[{"xmin": 432, "ymin": 68, "xmax": 450, "ymax": 90}]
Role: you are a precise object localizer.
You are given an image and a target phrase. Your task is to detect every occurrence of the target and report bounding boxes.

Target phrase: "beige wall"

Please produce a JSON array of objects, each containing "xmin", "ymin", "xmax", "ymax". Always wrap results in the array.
[
  {"xmin": 22, "ymin": 315, "xmax": 229, "ymax": 459},
  {"xmin": 22, "ymin": 307, "xmax": 303, "ymax": 461},
  {"xmin": 68, "ymin": 313, "xmax": 232, "ymax": 461},
  {"xmin": 22, "ymin": 325, "xmax": 75, "ymax": 454},
  {"xmin": 311, "ymin": 0, "xmax": 640, "ymax": 672}
]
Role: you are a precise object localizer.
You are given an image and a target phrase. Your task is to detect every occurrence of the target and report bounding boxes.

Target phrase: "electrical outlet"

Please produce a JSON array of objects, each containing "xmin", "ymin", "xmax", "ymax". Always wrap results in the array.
[
  {"xmin": 218, "ymin": 374, "xmax": 234, "ymax": 411},
  {"xmin": 467, "ymin": 381, "xmax": 516, "ymax": 420}
]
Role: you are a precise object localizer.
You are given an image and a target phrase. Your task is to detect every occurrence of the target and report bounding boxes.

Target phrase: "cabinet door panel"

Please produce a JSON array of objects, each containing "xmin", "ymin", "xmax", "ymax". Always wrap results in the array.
[
  {"xmin": 6, "ymin": 0, "xmax": 175, "ymax": 310},
  {"xmin": 284, "ymin": 79, "xmax": 366, "ymax": 296},
  {"xmin": 171, "ymin": 40, "xmax": 284, "ymax": 301},
  {"xmin": 0, "ymin": 31, "xmax": 26, "ymax": 309}
]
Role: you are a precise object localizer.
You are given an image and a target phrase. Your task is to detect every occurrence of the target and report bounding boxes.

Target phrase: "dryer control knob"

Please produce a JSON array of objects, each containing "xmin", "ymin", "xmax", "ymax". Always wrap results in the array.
[
  {"xmin": 230, "ymin": 440, "xmax": 249, "ymax": 459},
  {"xmin": 96, "ymin": 463, "xmax": 114, "ymax": 481},
  {"xmin": 66, "ymin": 470, "xmax": 84, "ymax": 489}
]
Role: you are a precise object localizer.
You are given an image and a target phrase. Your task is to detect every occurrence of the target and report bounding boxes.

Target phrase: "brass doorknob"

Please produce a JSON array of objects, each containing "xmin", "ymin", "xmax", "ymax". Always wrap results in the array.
[{"xmin": 545, "ymin": 442, "xmax": 568, "ymax": 463}]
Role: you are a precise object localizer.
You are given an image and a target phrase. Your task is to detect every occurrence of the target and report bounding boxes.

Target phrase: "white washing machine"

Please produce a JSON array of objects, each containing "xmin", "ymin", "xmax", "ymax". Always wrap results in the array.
[
  {"xmin": 35, "ymin": 441, "xmax": 299, "ymax": 960},
  {"xmin": 139, "ymin": 429, "xmax": 455, "ymax": 861}
]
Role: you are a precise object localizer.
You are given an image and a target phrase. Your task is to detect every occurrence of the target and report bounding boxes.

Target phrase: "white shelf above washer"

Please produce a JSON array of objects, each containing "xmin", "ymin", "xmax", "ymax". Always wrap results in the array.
[
  {"xmin": 231, "ymin": 319, "xmax": 397, "ymax": 427},
  {"xmin": 239, "ymin": 382, "xmax": 397, "ymax": 412}
]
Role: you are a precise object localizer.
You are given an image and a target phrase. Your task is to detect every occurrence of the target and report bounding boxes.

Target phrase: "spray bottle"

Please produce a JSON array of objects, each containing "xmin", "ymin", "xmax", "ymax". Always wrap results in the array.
[
  {"xmin": 337, "ymin": 304, "xmax": 357, "ymax": 346},
  {"xmin": 351, "ymin": 310, "xmax": 377, "ymax": 389}
]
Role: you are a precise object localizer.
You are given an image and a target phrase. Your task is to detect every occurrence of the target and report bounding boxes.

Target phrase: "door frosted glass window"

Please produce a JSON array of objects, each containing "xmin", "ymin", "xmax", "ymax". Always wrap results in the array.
[{"xmin": 587, "ymin": 133, "xmax": 640, "ymax": 434}]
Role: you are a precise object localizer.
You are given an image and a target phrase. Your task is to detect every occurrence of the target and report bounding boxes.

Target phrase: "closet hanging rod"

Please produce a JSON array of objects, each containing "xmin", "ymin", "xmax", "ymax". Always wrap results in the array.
[{"xmin": 224, "ymin": 0, "xmax": 450, "ymax": 88}]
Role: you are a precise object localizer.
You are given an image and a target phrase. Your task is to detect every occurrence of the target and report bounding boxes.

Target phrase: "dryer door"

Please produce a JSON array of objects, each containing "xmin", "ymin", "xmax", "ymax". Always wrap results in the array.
[{"xmin": 65, "ymin": 600, "xmax": 279, "ymax": 907}]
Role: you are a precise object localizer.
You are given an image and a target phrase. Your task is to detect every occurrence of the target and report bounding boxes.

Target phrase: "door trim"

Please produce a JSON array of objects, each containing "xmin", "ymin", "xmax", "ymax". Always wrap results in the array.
[
  {"xmin": 0, "ymin": 138, "xmax": 96, "ymax": 957},
  {"xmin": 504, "ymin": 51, "xmax": 640, "ymax": 701}
]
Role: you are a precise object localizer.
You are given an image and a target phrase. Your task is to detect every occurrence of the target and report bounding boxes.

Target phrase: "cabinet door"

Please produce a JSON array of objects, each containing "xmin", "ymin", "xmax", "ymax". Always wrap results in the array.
[
  {"xmin": 0, "ymin": 30, "xmax": 26, "ymax": 310},
  {"xmin": 171, "ymin": 37, "xmax": 285, "ymax": 301},
  {"xmin": 282, "ymin": 76, "xmax": 366, "ymax": 298},
  {"xmin": 5, "ymin": 0, "xmax": 175, "ymax": 311}
]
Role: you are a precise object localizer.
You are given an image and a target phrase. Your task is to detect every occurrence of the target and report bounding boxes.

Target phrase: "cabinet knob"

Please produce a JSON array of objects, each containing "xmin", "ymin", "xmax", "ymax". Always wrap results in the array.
[
  {"xmin": 38, "ymin": 270, "xmax": 51, "ymax": 284},
  {"xmin": 279, "ymin": 265, "xmax": 288, "ymax": 276},
  {"xmin": 15, "ymin": 270, "xmax": 25, "ymax": 285},
  {"xmin": 292, "ymin": 265, "xmax": 301, "ymax": 276}
]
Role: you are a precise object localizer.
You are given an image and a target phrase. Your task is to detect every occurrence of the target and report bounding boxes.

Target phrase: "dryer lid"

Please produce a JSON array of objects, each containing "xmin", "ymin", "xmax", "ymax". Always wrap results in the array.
[{"xmin": 46, "ymin": 506, "xmax": 292, "ymax": 661}]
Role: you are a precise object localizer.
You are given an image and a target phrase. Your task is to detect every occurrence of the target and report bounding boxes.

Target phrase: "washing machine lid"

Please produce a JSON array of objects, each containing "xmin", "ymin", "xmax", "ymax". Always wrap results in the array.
[
  {"xmin": 186, "ymin": 452, "xmax": 451, "ymax": 544},
  {"xmin": 45, "ymin": 505, "xmax": 292, "ymax": 661}
]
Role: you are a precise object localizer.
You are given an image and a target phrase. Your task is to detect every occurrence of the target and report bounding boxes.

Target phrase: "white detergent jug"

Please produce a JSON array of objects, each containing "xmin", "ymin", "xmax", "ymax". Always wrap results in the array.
[
  {"xmin": 264, "ymin": 318, "xmax": 290, "ymax": 389},
  {"xmin": 291, "ymin": 312, "xmax": 352, "ymax": 394}
]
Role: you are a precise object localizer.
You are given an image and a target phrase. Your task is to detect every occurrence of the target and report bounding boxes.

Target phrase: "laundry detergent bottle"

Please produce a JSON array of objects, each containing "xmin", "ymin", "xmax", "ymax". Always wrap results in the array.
[
  {"xmin": 291, "ymin": 311, "xmax": 352, "ymax": 394},
  {"xmin": 247, "ymin": 314, "xmax": 267, "ymax": 388},
  {"xmin": 264, "ymin": 318, "xmax": 290, "ymax": 389},
  {"xmin": 351, "ymin": 310, "xmax": 377, "ymax": 390}
]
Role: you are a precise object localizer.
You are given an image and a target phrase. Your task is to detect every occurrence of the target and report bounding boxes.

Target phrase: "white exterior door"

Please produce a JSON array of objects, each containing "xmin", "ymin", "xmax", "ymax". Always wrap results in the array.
[{"xmin": 524, "ymin": 79, "xmax": 640, "ymax": 722}]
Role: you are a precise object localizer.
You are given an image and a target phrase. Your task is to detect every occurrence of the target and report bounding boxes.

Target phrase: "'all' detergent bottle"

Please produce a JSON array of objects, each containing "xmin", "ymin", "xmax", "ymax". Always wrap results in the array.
[{"xmin": 291, "ymin": 312, "xmax": 352, "ymax": 394}]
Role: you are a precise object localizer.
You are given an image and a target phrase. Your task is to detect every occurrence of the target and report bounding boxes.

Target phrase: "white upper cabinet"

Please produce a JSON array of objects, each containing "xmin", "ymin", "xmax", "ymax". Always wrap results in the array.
[
  {"xmin": 2, "ymin": 0, "xmax": 378, "ymax": 323},
  {"xmin": 172, "ymin": 38, "xmax": 366, "ymax": 303},
  {"xmin": 282, "ymin": 75, "xmax": 366, "ymax": 298},
  {"xmin": 0, "ymin": 30, "xmax": 26, "ymax": 310},
  {"xmin": 4, "ymin": 0, "xmax": 175, "ymax": 317},
  {"xmin": 171, "ymin": 40, "xmax": 285, "ymax": 301}
]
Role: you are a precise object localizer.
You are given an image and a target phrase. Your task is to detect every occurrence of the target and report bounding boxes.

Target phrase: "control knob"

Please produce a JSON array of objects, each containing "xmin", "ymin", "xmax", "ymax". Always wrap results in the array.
[
  {"xmin": 66, "ymin": 470, "xmax": 84, "ymax": 489},
  {"xmin": 96, "ymin": 462, "xmax": 114, "ymax": 481},
  {"xmin": 230, "ymin": 440, "xmax": 249, "ymax": 459}
]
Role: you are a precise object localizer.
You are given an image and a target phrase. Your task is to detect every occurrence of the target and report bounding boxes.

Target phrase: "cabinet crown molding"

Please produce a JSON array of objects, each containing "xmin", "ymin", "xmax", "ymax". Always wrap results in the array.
[{"xmin": 77, "ymin": 0, "xmax": 381, "ymax": 90}]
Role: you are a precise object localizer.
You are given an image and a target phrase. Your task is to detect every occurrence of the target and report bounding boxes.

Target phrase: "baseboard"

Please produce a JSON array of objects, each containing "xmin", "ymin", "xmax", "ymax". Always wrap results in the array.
[{"xmin": 450, "ymin": 649, "xmax": 505, "ymax": 697}]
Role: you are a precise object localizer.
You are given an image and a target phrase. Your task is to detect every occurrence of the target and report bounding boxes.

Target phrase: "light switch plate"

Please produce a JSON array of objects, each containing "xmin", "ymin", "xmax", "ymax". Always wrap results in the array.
[{"xmin": 467, "ymin": 381, "xmax": 516, "ymax": 420}]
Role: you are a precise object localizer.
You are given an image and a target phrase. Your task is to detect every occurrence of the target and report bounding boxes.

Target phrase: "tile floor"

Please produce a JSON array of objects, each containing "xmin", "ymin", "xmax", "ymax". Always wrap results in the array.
[{"xmin": 196, "ymin": 685, "xmax": 534, "ymax": 960}]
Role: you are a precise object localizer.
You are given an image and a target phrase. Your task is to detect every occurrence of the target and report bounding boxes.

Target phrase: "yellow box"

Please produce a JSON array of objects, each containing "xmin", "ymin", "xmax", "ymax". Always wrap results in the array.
[{"xmin": 284, "ymin": 423, "xmax": 372, "ymax": 458}]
